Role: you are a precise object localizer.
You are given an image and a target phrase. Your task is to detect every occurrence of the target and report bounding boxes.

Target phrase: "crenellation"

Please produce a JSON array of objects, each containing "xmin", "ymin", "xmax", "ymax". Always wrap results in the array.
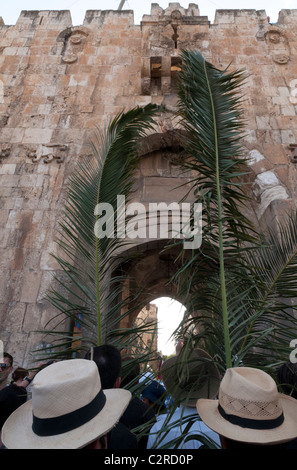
[
  {"xmin": 16, "ymin": 10, "xmax": 72, "ymax": 29},
  {"xmin": 278, "ymin": 9, "xmax": 297, "ymax": 24},
  {"xmin": 83, "ymin": 9, "xmax": 134, "ymax": 27}
]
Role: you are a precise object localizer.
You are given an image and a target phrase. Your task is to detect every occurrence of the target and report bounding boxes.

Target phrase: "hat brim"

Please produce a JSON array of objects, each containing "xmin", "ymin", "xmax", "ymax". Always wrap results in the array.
[
  {"xmin": 197, "ymin": 393, "xmax": 297, "ymax": 445},
  {"xmin": 2, "ymin": 388, "xmax": 131, "ymax": 449}
]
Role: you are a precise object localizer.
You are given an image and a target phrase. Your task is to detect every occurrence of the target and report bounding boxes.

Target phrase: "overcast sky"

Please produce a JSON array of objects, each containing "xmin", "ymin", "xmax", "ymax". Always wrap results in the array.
[{"xmin": 1, "ymin": 0, "xmax": 295, "ymax": 26}]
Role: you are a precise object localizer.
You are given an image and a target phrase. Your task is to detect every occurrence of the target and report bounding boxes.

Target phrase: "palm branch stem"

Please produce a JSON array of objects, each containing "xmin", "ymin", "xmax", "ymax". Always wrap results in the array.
[{"xmin": 203, "ymin": 58, "xmax": 233, "ymax": 367}]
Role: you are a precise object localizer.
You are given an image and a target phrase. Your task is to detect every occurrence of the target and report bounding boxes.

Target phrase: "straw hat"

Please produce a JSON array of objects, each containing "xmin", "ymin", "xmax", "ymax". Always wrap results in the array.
[
  {"xmin": 197, "ymin": 367, "xmax": 297, "ymax": 445},
  {"xmin": 2, "ymin": 359, "xmax": 131, "ymax": 449},
  {"xmin": 161, "ymin": 348, "xmax": 220, "ymax": 407}
]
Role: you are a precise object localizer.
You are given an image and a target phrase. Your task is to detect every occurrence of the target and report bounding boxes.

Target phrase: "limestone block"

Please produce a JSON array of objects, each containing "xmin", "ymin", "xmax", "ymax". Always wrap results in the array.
[
  {"xmin": 0, "ymin": 164, "xmax": 16, "ymax": 174},
  {"xmin": 281, "ymin": 106, "xmax": 296, "ymax": 116},
  {"xmin": 1, "ymin": 302, "xmax": 26, "ymax": 333},
  {"xmin": 0, "ymin": 175, "xmax": 20, "ymax": 187},
  {"xmin": 281, "ymin": 130, "xmax": 296, "ymax": 144},
  {"xmin": 37, "ymin": 271, "xmax": 55, "ymax": 303},
  {"xmin": 20, "ymin": 270, "xmax": 42, "ymax": 303},
  {"xmin": 40, "ymin": 241, "xmax": 61, "ymax": 271},
  {"xmin": 23, "ymin": 128, "xmax": 53, "ymax": 144},
  {"xmin": 255, "ymin": 116, "xmax": 271, "ymax": 130},
  {"xmin": 22, "ymin": 303, "xmax": 44, "ymax": 333}
]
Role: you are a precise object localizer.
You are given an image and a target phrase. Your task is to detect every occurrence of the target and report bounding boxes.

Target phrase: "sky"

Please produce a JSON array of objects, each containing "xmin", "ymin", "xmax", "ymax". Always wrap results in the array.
[
  {"xmin": 1, "ymin": 0, "xmax": 296, "ymax": 26},
  {"xmin": 153, "ymin": 297, "xmax": 185, "ymax": 356}
]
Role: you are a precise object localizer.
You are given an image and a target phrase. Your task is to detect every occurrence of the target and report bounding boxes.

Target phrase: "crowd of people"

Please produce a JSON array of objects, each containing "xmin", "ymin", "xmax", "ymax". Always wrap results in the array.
[{"xmin": 1, "ymin": 344, "xmax": 297, "ymax": 450}]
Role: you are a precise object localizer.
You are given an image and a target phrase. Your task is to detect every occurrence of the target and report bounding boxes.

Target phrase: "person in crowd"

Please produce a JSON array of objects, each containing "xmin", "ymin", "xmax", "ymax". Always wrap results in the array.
[
  {"xmin": 0, "ymin": 354, "xmax": 41, "ymax": 447},
  {"xmin": 120, "ymin": 355, "xmax": 156, "ymax": 448},
  {"xmin": 147, "ymin": 348, "xmax": 221, "ymax": 449},
  {"xmin": 1, "ymin": 359, "xmax": 132, "ymax": 449},
  {"xmin": 85, "ymin": 345, "xmax": 138, "ymax": 448},
  {"xmin": 11, "ymin": 367, "xmax": 29, "ymax": 385},
  {"xmin": 197, "ymin": 366, "xmax": 297, "ymax": 449},
  {"xmin": 0, "ymin": 353, "xmax": 13, "ymax": 390},
  {"xmin": 141, "ymin": 380, "xmax": 167, "ymax": 415},
  {"xmin": 277, "ymin": 361, "xmax": 297, "ymax": 399}
]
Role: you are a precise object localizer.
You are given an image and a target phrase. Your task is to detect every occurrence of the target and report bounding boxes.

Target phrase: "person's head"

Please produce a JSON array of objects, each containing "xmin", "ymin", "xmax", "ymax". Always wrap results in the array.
[
  {"xmin": 85, "ymin": 344, "xmax": 122, "ymax": 389},
  {"xmin": 141, "ymin": 380, "xmax": 166, "ymax": 413},
  {"xmin": 277, "ymin": 362, "xmax": 297, "ymax": 399},
  {"xmin": 11, "ymin": 367, "xmax": 28, "ymax": 384},
  {"xmin": 197, "ymin": 367, "xmax": 297, "ymax": 448},
  {"xmin": 161, "ymin": 348, "xmax": 220, "ymax": 407},
  {"xmin": 1, "ymin": 359, "xmax": 131, "ymax": 449},
  {"xmin": 120, "ymin": 356, "xmax": 140, "ymax": 389},
  {"xmin": 0, "ymin": 353, "xmax": 13, "ymax": 388}
]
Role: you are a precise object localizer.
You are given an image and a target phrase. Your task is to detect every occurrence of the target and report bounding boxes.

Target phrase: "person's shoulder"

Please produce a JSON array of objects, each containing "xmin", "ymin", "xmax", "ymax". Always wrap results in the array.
[{"xmin": 108, "ymin": 421, "xmax": 138, "ymax": 449}]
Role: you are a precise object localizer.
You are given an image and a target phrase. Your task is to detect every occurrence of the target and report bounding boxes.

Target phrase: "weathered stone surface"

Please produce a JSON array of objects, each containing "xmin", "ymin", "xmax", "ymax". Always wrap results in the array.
[{"xmin": 0, "ymin": 4, "xmax": 297, "ymax": 367}]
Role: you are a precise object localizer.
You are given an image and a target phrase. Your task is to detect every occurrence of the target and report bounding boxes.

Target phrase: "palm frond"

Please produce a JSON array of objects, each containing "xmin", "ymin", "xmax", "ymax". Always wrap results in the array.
[
  {"xmin": 175, "ymin": 50, "xmax": 257, "ymax": 367},
  {"xmin": 35, "ymin": 105, "xmax": 160, "ymax": 359}
]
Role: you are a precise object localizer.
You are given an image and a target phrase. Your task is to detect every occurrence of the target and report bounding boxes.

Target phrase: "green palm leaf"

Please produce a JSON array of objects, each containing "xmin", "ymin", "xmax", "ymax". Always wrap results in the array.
[
  {"xmin": 175, "ymin": 50, "xmax": 256, "ymax": 367},
  {"xmin": 40, "ymin": 105, "xmax": 159, "ymax": 357}
]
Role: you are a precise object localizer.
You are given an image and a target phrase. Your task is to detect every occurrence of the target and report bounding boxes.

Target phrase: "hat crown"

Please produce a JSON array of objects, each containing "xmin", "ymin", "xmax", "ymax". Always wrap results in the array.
[
  {"xmin": 161, "ymin": 348, "xmax": 220, "ymax": 406},
  {"xmin": 219, "ymin": 367, "xmax": 283, "ymax": 420},
  {"xmin": 32, "ymin": 359, "xmax": 101, "ymax": 419}
]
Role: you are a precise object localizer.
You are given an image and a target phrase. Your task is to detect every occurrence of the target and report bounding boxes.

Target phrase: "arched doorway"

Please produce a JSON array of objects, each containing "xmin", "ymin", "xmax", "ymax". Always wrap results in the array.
[{"xmin": 131, "ymin": 296, "xmax": 186, "ymax": 375}]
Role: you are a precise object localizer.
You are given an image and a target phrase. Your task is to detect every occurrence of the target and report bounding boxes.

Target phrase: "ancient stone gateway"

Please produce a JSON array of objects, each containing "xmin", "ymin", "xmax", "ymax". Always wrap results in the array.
[{"xmin": 1, "ymin": 4, "xmax": 297, "ymax": 367}]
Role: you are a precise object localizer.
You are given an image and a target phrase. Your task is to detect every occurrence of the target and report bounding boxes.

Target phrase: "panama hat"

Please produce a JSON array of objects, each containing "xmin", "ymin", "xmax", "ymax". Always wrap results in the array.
[
  {"xmin": 2, "ymin": 359, "xmax": 131, "ymax": 449},
  {"xmin": 161, "ymin": 348, "xmax": 220, "ymax": 407},
  {"xmin": 197, "ymin": 367, "xmax": 297, "ymax": 445}
]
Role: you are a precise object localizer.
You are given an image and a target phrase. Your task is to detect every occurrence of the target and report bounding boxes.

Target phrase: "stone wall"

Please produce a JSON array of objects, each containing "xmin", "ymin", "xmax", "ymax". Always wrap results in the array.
[{"xmin": 0, "ymin": 4, "xmax": 297, "ymax": 367}]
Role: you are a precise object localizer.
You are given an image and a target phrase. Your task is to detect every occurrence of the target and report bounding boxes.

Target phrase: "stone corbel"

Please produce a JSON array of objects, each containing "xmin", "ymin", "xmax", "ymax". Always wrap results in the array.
[
  {"xmin": 0, "ymin": 146, "xmax": 11, "ymax": 160},
  {"xmin": 27, "ymin": 144, "xmax": 68, "ymax": 164},
  {"xmin": 42, "ymin": 144, "xmax": 68, "ymax": 164},
  {"xmin": 26, "ymin": 148, "xmax": 42, "ymax": 163},
  {"xmin": 288, "ymin": 144, "xmax": 297, "ymax": 163}
]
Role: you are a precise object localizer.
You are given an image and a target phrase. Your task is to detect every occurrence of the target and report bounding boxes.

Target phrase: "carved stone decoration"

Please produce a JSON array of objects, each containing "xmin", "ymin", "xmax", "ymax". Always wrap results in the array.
[
  {"xmin": 62, "ymin": 54, "xmax": 78, "ymax": 64},
  {"xmin": 264, "ymin": 30, "xmax": 290, "ymax": 64},
  {"xmin": 58, "ymin": 27, "xmax": 90, "ymax": 64},
  {"xmin": 0, "ymin": 145, "xmax": 11, "ymax": 162},
  {"xmin": 26, "ymin": 149, "xmax": 41, "ymax": 163},
  {"xmin": 27, "ymin": 144, "xmax": 68, "ymax": 164},
  {"xmin": 288, "ymin": 144, "xmax": 297, "ymax": 163},
  {"xmin": 42, "ymin": 144, "xmax": 68, "ymax": 164}
]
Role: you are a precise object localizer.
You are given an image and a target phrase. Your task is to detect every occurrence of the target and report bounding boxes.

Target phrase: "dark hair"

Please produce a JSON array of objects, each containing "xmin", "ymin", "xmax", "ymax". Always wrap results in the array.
[
  {"xmin": 85, "ymin": 345, "xmax": 122, "ymax": 389},
  {"xmin": 120, "ymin": 356, "xmax": 140, "ymax": 388},
  {"xmin": 11, "ymin": 367, "xmax": 28, "ymax": 383},
  {"xmin": 4, "ymin": 352, "xmax": 13, "ymax": 367},
  {"xmin": 277, "ymin": 362, "xmax": 297, "ymax": 399},
  {"xmin": 0, "ymin": 384, "xmax": 27, "ymax": 428}
]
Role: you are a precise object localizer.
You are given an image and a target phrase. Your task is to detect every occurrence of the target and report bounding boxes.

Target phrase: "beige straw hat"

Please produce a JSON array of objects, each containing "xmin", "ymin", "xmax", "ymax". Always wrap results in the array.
[
  {"xmin": 2, "ymin": 359, "xmax": 131, "ymax": 449},
  {"xmin": 197, "ymin": 367, "xmax": 297, "ymax": 445},
  {"xmin": 161, "ymin": 348, "xmax": 220, "ymax": 407}
]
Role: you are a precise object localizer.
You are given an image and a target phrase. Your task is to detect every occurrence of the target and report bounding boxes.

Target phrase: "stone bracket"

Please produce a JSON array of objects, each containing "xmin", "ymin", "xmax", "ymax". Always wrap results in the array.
[
  {"xmin": 27, "ymin": 144, "xmax": 68, "ymax": 164},
  {"xmin": 0, "ymin": 146, "xmax": 11, "ymax": 161},
  {"xmin": 288, "ymin": 144, "xmax": 297, "ymax": 163}
]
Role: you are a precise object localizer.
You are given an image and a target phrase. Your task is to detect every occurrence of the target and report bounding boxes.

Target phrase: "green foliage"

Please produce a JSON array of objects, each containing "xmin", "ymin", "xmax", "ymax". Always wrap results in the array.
[
  {"xmin": 35, "ymin": 105, "xmax": 160, "ymax": 360},
  {"xmin": 173, "ymin": 50, "xmax": 297, "ymax": 374}
]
